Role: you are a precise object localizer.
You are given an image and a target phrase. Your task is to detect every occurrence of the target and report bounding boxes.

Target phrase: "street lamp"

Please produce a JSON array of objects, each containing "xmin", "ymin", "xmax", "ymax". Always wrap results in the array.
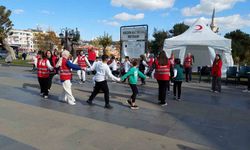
[{"xmin": 59, "ymin": 28, "xmax": 80, "ymax": 58}]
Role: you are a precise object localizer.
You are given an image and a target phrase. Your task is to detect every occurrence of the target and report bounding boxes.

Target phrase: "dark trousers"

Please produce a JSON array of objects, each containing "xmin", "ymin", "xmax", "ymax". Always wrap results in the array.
[
  {"xmin": 48, "ymin": 73, "xmax": 55, "ymax": 90},
  {"xmin": 174, "ymin": 81, "xmax": 182, "ymax": 99},
  {"xmin": 112, "ymin": 70, "xmax": 119, "ymax": 77},
  {"xmin": 185, "ymin": 67, "xmax": 192, "ymax": 82},
  {"xmin": 88, "ymin": 80, "xmax": 110, "ymax": 105},
  {"xmin": 38, "ymin": 77, "xmax": 49, "ymax": 96},
  {"xmin": 139, "ymin": 69, "xmax": 145, "ymax": 84},
  {"xmin": 129, "ymin": 84, "xmax": 138, "ymax": 103},
  {"xmin": 157, "ymin": 80, "xmax": 169, "ymax": 103},
  {"xmin": 212, "ymin": 76, "xmax": 221, "ymax": 92}
]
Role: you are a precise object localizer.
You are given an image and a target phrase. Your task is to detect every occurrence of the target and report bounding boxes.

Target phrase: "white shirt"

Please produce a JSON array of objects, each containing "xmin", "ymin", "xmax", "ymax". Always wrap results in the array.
[
  {"xmin": 109, "ymin": 60, "xmax": 118, "ymax": 71},
  {"xmin": 92, "ymin": 61, "xmax": 120, "ymax": 82},
  {"xmin": 124, "ymin": 61, "xmax": 131, "ymax": 73}
]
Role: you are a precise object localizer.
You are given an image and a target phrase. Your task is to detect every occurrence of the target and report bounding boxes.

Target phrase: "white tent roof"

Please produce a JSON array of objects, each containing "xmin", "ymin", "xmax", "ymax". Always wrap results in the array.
[{"xmin": 164, "ymin": 18, "xmax": 231, "ymax": 51}]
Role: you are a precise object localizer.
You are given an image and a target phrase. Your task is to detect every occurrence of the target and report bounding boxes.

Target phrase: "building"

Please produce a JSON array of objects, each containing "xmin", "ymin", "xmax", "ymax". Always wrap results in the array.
[{"xmin": 7, "ymin": 29, "xmax": 34, "ymax": 52}]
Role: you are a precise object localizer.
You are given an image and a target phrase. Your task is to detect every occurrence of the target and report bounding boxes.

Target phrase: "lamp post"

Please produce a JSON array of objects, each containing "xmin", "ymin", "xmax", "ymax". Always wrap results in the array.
[{"xmin": 59, "ymin": 28, "xmax": 80, "ymax": 58}]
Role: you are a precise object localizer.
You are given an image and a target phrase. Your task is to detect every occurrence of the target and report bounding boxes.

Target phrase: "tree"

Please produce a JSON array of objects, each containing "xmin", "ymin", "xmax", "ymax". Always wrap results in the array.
[
  {"xmin": 34, "ymin": 31, "xmax": 61, "ymax": 52},
  {"xmin": 169, "ymin": 22, "xmax": 189, "ymax": 36},
  {"xmin": 90, "ymin": 38, "xmax": 100, "ymax": 48},
  {"xmin": 225, "ymin": 29, "xmax": 250, "ymax": 64},
  {"xmin": 98, "ymin": 32, "xmax": 112, "ymax": 55},
  {"xmin": 151, "ymin": 28, "xmax": 171, "ymax": 55},
  {"xmin": 0, "ymin": 5, "xmax": 15, "ymax": 60}
]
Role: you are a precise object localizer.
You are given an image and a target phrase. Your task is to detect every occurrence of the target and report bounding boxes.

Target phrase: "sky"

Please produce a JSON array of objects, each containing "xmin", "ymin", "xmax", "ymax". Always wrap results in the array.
[{"xmin": 1, "ymin": 0, "xmax": 250, "ymax": 41}]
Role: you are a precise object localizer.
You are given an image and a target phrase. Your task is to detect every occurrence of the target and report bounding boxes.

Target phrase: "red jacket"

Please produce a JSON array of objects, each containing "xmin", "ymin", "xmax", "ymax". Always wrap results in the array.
[
  {"xmin": 211, "ymin": 59, "xmax": 222, "ymax": 77},
  {"xmin": 154, "ymin": 59, "xmax": 170, "ymax": 80},
  {"xmin": 77, "ymin": 55, "xmax": 87, "ymax": 69},
  {"xmin": 37, "ymin": 58, "xmax": 49, "ymax": 78},
  {"xmin": 88, "ymin": 49, "xmax": 96, "ymax": 61},
  {"xmin": 184, "ymin": 56, "xmax": 193, "ymax": 68},
  {"xmin": 60, "ymin": 58, "xmax": 72, "ymax": 81}
]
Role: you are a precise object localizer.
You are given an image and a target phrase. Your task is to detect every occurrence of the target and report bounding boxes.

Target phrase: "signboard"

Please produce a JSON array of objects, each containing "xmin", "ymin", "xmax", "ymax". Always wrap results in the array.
[
  {"xmin": 121, "ymin": 27, "xmax": 147, "ymax": 41},
  {"xmin": 122, "ymin": 41, "xmax": 145, "ymax": 58},
  {"xmin": 120, "ymin": 25, "xmax": 148, "ymax": 58}
]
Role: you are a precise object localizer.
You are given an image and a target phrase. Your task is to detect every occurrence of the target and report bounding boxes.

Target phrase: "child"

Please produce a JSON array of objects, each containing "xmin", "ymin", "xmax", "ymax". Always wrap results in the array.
[
  {"xmin": 122, "ymin": 56, "xmax": 131, "ymax": 82},
  {"xmin": 173, "ymin": 58, "xmax": 184, "ymax": 101},
  {"xmin": 121, "ymin": 60, "xmax": 146, "ymax": 109},
  {"xmin": 86, "ymin": 55, "xmax": 120, "ymax": 109}
]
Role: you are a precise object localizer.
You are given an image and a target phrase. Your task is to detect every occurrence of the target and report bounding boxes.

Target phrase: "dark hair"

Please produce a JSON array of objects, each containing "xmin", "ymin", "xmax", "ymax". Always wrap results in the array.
[
  {"xmin": 125, "ymin": 56, "xmax": 129, "ymax": 59},
  {"xmin": 157, "ymin": 51, "xmax": 168, "ymax": 66},
  {"xmin": 140, "ymin": 55, "xmax": 146, "ymax": 61},
  {"xmin": 111, "ymin": 56, "xmax": 115, "ymax": 60},
  {"xmin": 175, "ymin": 58, "xmax": 181, "ymax": 64},
  {"xmin": 45, "ymin": 50, "xmax": 52, "ymax": 58},
  {"xmin": 102, "ymin": 54, "xmax": 109, "ymax": 61},
  {"xmin": 41, "ymin": 51, "xmax": 47, "ymax": 59},
  {"xmin": 132, "ymin": 60, "xmax": 137, "ymax": 66}
]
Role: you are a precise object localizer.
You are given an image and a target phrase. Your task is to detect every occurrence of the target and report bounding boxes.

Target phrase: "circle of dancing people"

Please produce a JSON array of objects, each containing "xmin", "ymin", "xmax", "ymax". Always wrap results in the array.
[{"xmin": 34, "ymin": 48, "xmax": 231, "ymax": 110}]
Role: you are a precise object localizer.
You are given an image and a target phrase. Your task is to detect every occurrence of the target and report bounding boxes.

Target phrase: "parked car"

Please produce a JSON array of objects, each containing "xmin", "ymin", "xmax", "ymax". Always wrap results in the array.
[{"xmin": 0, "ymin": 51, "xmax": 8, "ymax": 59}]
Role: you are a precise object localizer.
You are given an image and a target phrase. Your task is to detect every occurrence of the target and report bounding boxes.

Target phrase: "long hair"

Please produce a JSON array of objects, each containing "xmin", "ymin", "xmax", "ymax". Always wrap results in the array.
[
  {"xmin": 213, "ymin": 54, "xmax": 221, "ymax": 65},
  {"xmin": 157, "ymin": 51, "xmax": 168, "ymax": 66}
]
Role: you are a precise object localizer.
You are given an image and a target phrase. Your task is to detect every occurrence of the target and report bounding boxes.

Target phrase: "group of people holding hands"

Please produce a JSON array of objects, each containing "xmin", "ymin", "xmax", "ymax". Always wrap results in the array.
[{"xmin": 35, "ymin": 48, "xmax": 224, "ymax": 110}]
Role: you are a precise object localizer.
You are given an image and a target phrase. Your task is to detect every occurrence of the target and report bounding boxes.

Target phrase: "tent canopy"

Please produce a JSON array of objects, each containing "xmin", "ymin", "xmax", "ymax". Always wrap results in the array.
[{"xmin": 163, "ymin": 18, "xmax": 234, "ymax": 77}]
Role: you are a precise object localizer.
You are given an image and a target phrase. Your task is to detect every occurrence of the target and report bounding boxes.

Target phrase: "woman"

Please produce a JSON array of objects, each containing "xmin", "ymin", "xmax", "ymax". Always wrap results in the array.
[
  {"xmin": 139, "ymin": 54, "xmax": 148, "ymax": 85},
  {"xmin": 211, "ymin": 54, "xmax": 222, "ymax": 93},
  {"xmin": 154, "ymin": 51, "xmax": 170, "ymax": 106},
  {"xmin": 173, "ymin": 58, "xmax": 184, "ymax": 101},
  {"xmin": 46, "ymin": 50, "xmax": 56, "ymax": 91},
  {"xmin": 37, "ymin": 51, "xmax": 53, "ymax": 99}
]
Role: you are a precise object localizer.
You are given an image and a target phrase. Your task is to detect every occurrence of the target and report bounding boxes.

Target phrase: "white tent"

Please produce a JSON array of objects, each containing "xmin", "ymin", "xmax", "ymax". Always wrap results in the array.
[{"xmin": 163, "ymin": 18, "xmax": 234, "ymax": 77}]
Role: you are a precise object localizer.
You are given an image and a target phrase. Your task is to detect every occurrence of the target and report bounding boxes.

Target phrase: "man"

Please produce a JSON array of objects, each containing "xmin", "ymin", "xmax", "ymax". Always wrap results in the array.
[
  {"xmin": 184, "ymin": 53, "xmax": 193, "ymax": 82},
  {"xmin": 86, "ymin": 55, "xmax": 120, "ymax": 109},
  {"xmin": 73, "ymin": 51, "xmax": 91, "ymax": 84}
]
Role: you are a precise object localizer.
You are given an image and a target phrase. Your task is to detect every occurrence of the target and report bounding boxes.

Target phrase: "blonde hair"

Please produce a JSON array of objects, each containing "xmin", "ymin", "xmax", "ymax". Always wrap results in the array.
[{"xmin": 62, "ymin": 50, "xmax": 70, "ymax": 58}]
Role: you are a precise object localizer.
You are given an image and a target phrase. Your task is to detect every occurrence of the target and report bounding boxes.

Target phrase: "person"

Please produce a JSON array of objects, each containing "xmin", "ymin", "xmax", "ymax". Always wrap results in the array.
[
  {"xmin": 109, "ymin": 56, "xmax": 119, "ymax": 77},
  {"xmin": 45, "ymin": 50, "xmax": 56, "ymax": 91},
  {"xmin": 86, "ymin": 55, "xmax": 120, "ymax": 109},
  {"xmin": 32, "ymin": 51, "xmax": 42, "ymax": 71},
  {"xmin": 56, "ymin": 50, "xmax": 82, "ymax": 105},
  {"xmin": 22, "ymin": 52, "xmax": 27, "ymax": 60},
  {"xmin": 173, "ymin": 58, "xmax": 184, "ymax": 101},
  {"xmin": 121, "ymin": 60, "xmax": 146, "ymax": 109},
  {"xmin": 169, "ymin": 53, "xmax": 175, "ymax": 85},
  {"xmin": 154, "ymin": 51, "xmax": 171, "ymax": 106},
  {"xmin": 52, "ymin": 50, "xmax": 60, "ymax": 74},
  {"xmin": 139, "ymin": 54, "xmax": 148, "ymax": 85},
  {"xmin": 146, "ymin": 54, "xmax": 155, "ymax": 78},
  {"xmin": 243, "ymin": 71, "xmax": 250, "ymax": 93},
  {"xmin": 73, "ymin": 51, "xmax": 91, "ymax": 84},
  {"xmin": 211, "ymin": 54, "xmax": 222, "ymax": 93},
  {"xmin": 88, "ymin": 47, "xmax": 96, "ymax": 65},
  {"xmin": 184, "ymin": 53, "xmax": 193, "ymax": 82},
  {"xmin": 122, "ymin": 56, "xmax": 131, "ymax": 82},
  {"xmin": 36, "ymin": 51, "xmax": 53, "ymax": 99}
]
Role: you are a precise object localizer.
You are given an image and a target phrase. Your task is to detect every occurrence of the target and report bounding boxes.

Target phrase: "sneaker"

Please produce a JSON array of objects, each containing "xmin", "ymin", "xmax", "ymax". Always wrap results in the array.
[
  {"xmin": 167, "ymin": 92, "xmax": 171, "ymax": 96},
  {"xmin": 159, "ymin": 102, "xmax": 168, "ymax": 106},
  {"xmin": 243, "ymin": 89, "xmax": 250, "ymax": 93},
  {"xmin": 177, "ymin": 98, "xmax": 181, "ymax": 101},
  {"xmin": 126, "ymin": 100, "xmax": 132, "ymax": 106},
  {"xmin": 86, "ymin": 100, "xmax": 93, "ymax": 105},
  {"xmin": 214, "ymin": 91, "xmax": 219, "ymax": 93},
  {"xmin": 44, "ymin": 95, "xmax": 48, "ymax": 99},
  {"xmin": 40, "ymin": 93, "xmax": 44, "ymax": 96},
  {"xmin": 130, "ymin": 105, "xmax": 139, "ymax": 110},
  {"xmin": 104, "ymin": 104, "xmax": 113, "ymax": 109},
  {"xmin": 68, "ymin": 101, "xmax": 76, "ymax": 105},
  {"xmin": 79, "ymin": 81, "xmax": 83, "ymax": 84}
]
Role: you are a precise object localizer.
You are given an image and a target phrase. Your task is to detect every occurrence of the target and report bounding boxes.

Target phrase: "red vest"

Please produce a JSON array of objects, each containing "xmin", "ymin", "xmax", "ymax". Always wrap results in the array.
[
  {"xmin": 148, "ymin": 58, "xmax": 154, "ymax": 67},
  {"xmin": 211, "ymin": 60, "xmax": 222, "ymax": 77},
  {"xmin": 37, "ymin": 58, "xmax": 49, "ymax": 78},
  {"xmin": 184, "ymin": 56, "xmax": 192, "ymax": 68},
  {"xmin": 77, "ymin": 55, "xmax": 87, "ymax": 69},
  {"xmin": 60, "ymin": 58, "xmax": 72, "ymax": 81},
  {"xmin": 154, "ymin": 59, "xmax": 170, "ymax": 80}
]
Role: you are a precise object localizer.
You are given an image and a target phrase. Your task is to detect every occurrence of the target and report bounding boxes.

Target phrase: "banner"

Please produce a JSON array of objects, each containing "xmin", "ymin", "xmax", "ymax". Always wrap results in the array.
[{"xmin": 122, "ymin": 41, "xmax": 145, "ymax": 58}]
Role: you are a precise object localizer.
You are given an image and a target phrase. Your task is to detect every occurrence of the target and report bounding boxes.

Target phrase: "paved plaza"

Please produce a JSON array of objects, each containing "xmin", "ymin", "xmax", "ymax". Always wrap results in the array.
[{"xmin": 0, "ymin": 65, "xmax": 249, "ymax": 150}]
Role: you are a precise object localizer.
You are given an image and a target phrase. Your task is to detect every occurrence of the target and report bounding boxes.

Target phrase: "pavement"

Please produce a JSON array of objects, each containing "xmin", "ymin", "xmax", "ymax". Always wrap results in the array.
[{"xmin": 0, "ymin": 64, "xmax": 249, "ymax": 150}]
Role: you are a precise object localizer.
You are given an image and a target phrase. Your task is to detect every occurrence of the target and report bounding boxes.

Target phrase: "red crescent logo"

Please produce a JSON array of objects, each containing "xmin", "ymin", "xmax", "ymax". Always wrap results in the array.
[{"xmin": 195, "ymin": 25, "xmax": 203, "ymax": 30}]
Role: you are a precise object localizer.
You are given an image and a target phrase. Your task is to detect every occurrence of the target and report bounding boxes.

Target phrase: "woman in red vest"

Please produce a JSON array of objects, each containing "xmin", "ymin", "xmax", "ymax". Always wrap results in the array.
[
  {"xmin": 73, "ymin": 51, "xmax": 91, "ymax": 84},
  {"xmin": 211, "ymin": 54, "xmax": 222, "ymax": 93},
  {"xmin": 154, "ymin": 51, "xmax": 170, "ymax": 106},
  {"xmin": 37, "ymin": 51, "xmax": 54, "ymax": 99},
  {"xmin": 184, "ymin": 53, "xmax": 193, "ymax": 82},
  {"xmin": 56, "ymin": 50, "xmax": 82, "ymax": 105}
]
